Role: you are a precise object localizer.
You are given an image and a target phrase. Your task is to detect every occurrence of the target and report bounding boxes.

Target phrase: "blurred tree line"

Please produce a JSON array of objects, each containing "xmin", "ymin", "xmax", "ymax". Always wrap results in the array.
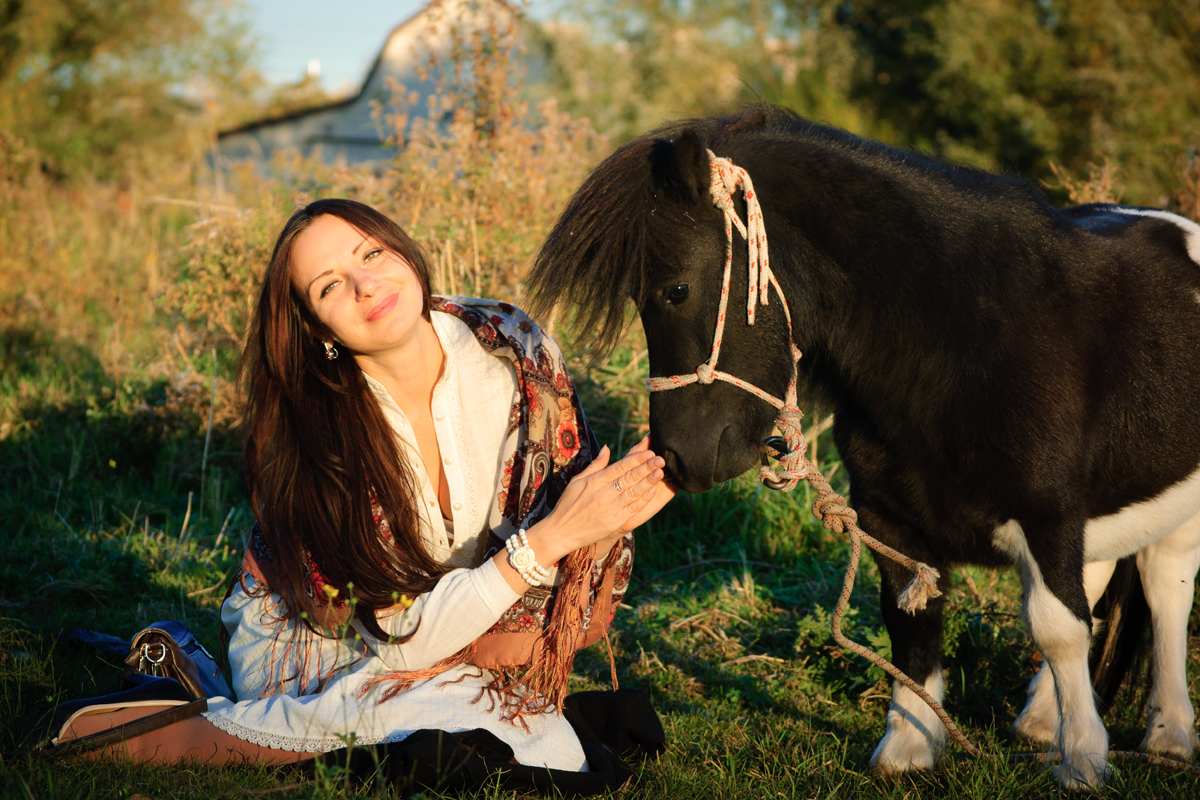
[
  {"xmin": 539, "ymin": 0, "xmax": 1200, "ymax": 206},
  {"xmin": 0, "ymin": 0, "xmax": 1195, "ymax": 204},
  {"xmin": 0, "ymin": 0, "xmax": 326, "ymax": 184}
]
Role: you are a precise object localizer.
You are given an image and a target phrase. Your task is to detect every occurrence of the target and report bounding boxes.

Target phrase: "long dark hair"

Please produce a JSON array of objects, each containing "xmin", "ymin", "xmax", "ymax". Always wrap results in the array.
[{"xmin": 240, "ymin": 198, "xmax": 445, "ymax": 639}]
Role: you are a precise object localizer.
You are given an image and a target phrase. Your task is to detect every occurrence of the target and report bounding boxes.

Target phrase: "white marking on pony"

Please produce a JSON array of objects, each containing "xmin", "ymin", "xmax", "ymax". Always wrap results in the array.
[
  {"xmin": 1136, "ymin": 510, "xmax": 1200, "ymax": 759},
  {"xmin": 870, "ymin": 669, "xmax": 945, "ymax": 775},
  {"xmin": 1083, "ymin": 464, "xmax": 1200, "ymax": 562},
  {"xmin": 1112, "ymin": 207, "xmax": 1200, "ymax": 265},
  {"xmin": 1012, "ymin": 559, "xmax": 1115, "ymax": 747},
  {"xmin": 992, "ymin": 521, "xmax": 1110, "ymax": 788}
]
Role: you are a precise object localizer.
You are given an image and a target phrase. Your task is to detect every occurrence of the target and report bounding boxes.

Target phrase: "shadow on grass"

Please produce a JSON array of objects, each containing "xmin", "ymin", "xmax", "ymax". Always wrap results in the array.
[{"xmin": 0, "ymin": 326, "xmax": 246, "ymax": 751}]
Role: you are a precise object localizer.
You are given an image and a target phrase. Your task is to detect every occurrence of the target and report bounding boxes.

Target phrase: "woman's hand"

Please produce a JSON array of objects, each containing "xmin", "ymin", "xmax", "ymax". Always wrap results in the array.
[
  {"xmin": 614, "ymin": 434, "xmax": 676, "ymax": 532},
  {"xmin": 525, "ymin": 435, "xmax": 674, "ymax": 567}
]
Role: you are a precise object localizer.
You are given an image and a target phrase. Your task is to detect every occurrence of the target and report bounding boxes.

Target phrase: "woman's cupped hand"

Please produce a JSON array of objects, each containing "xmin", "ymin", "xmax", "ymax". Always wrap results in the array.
[{"xmin": 528, "ymin": 435, "xmax": 675, "ymax": 565}]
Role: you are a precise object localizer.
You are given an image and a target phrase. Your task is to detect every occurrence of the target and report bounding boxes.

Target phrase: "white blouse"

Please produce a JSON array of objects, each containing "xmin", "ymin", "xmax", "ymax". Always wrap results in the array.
[{"xmin": 202, "ymin": 308, "xmax": 589, "ymax": 770}]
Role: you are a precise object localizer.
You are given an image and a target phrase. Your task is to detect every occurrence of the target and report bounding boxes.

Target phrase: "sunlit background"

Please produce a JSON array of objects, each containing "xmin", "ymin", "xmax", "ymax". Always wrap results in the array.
[
  {"xmin": 2, "ymin": 3, "xmax": 1200, "ymax": 796},
  {"xmin": 248, "ymin": 0, "xmax": 424, "ymax": 92}
]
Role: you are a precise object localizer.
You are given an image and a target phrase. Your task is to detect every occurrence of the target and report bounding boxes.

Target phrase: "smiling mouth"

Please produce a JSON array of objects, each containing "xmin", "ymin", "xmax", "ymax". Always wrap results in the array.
[{"xmin": 367, "ymin": 293, "xmax": 398, "ymax": 321}]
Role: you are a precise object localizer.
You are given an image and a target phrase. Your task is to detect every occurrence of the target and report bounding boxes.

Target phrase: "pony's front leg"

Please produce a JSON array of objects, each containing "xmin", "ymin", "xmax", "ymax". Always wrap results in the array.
[
  {"xmin": 995, "ymin": 520, "xmax": 1110, "ymax": 789},
  {"xmin": 1012, "ymin": 558, "xmax": 1117, "ymax": 746},
  {"xmin": 1136, "ymin": 511, "xmax": 1200, "ymax": 760},
  {"xmin": 868, "ymin": 551, "xmax": 949, "ymax": 776}
]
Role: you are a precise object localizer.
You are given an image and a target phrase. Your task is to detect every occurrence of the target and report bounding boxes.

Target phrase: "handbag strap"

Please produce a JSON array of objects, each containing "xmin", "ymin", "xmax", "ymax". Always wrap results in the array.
[{"xmin": 32, "ymin": 698, "xmax": 208, "ymax": 760}]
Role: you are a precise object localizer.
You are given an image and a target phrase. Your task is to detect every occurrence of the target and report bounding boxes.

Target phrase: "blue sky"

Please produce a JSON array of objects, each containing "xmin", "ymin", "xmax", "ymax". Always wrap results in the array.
[
  {"xmin": 244, "ymin": 1, "xmax": 554, "ymax": 93},
  {"xmin": 245, "ymin": 0, "xmax": 424, "ymax": 92}
]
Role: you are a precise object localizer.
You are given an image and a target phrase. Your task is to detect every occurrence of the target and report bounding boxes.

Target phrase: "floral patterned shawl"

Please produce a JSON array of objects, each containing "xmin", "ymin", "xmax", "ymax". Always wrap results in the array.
[{"xmin": 241, "ymin": 297, "xmax": 634, "ymax": 721}]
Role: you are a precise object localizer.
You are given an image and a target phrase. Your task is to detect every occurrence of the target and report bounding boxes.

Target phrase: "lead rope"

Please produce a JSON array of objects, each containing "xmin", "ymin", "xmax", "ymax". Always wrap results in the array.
[{"xmin": 643, "ymin": 150, "xmax": 1200, "ymax": 778}]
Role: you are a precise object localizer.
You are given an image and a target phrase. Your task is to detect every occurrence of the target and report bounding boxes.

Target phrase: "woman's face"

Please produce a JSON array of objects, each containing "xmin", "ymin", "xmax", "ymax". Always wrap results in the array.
[{"xmin": 290, "ymin": 214, "xmax": 427, "ymax": 359}]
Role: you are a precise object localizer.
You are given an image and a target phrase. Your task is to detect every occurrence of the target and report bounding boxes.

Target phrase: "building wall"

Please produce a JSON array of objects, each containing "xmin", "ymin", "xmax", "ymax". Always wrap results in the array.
[{"xmin": 218, "ymin": 0, "xmax": 514, "ymax": 166}]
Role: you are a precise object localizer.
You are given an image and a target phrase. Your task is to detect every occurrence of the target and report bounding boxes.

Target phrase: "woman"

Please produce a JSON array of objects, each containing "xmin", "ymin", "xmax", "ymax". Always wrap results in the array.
[{"xmin": 60, "ymin": 199, "xmax": 672, "ymax": 775}]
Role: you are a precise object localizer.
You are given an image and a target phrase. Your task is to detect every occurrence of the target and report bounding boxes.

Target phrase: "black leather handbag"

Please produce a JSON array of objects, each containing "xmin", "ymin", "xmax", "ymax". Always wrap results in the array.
[
  {"xmin": 23, "ymin": 621, "xmax": 230, "ymax": 757},
  {"xmin": 123, "ymin": 620, "xmax": 231, "ymax": 700}
]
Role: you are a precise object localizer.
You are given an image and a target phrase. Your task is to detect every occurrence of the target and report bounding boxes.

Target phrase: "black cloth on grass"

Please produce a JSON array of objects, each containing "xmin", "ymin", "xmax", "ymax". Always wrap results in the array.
[{"xmin": 308, "ymin": 688, "xmax": 665, "ymax": 797}]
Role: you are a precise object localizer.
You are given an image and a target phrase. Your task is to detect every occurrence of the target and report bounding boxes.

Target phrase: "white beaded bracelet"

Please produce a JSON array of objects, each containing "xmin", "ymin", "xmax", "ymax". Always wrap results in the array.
[{"xmin": 505, "ymin": 529, "xmax": 550, "ymax": 587}]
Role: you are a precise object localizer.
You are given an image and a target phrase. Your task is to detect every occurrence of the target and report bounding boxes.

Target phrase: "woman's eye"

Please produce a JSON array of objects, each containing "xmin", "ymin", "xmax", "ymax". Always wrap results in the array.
[
  {"xmin": 663, "ymin": 284, "xmax": 690, "ymax": 305},
  {"xmin": 364, "ymin": 248, "xmax": 383, "ymax": 262},
  {"xmin": 319, "ymin": 280, "xmax": 339, "ymax": 298}
]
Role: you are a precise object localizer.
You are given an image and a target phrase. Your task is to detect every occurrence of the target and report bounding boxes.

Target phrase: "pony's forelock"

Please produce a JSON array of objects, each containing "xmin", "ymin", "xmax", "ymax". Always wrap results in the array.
[{"xmin": 529, "ymin": 108, "xmax": 784, "ymax": 356}]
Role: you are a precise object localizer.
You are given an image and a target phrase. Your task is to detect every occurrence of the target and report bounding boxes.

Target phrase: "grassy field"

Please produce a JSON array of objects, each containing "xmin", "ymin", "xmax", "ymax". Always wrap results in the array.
[
  {"xmin": 3, "ymin": 309, "xmax": 1200, "ymax": 800},
  {"xmin": 4, "ymin": 29, "xmax": 1200, "ymax": 797}
]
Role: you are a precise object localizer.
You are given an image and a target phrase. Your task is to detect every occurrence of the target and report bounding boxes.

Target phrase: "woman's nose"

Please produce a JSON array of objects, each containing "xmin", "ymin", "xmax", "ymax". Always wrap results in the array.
[{"xmin": 353, "ymin": 271, "xmax": 380, "ymax": 299}]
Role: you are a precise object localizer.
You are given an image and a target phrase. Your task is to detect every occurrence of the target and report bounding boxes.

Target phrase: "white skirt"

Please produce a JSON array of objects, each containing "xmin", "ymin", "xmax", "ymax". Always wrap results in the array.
[{"xmin": 201, "ymin": 583, "xmax": 588, "ymax": 771}]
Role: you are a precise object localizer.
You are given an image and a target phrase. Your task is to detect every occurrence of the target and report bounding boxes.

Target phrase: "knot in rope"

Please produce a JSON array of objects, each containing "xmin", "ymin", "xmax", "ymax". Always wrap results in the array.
[
  {"xmin": 814, "ymin": 494, "xmax": 859, "ymax": 534},
  {"xmin": 696, "ymin": 363, "xmax": 715, "ymax": 384}
]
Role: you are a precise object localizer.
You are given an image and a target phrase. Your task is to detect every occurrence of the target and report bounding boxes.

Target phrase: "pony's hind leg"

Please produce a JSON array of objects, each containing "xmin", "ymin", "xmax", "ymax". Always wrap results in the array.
[
  {"xmin": 868, "ymin": 553, "xmax": 948, "ymax": 776},
  {"xmin": 1136, "ymin": 511, "xmax": 1200, "ymax": 760},
  {"xmin": 994, "ymin": 520, "xmax": 1110, "ymax": 789},
  {"xmin": 1012, "ymin": 558, "xmax": 1117, "ymax": 746}
]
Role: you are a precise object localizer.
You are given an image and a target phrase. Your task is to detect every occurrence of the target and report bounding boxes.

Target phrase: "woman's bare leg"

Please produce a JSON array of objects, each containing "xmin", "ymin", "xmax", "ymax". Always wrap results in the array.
[{"xmin": 64, "ymin": 705, "xmax": 319, "ymax": 765}]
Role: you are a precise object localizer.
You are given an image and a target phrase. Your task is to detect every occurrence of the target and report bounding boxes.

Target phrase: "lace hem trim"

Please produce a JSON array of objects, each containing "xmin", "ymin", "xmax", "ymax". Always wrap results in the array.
[{"xmin": 202, "ymin": 710, "xmax": 413, "ymax": 753}]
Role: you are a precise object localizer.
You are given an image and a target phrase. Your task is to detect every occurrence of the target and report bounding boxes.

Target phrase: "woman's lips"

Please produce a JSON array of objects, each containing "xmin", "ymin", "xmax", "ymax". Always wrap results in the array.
[{"xmin": 367, "ymin": 293, "xmax": 398, "ymax": 321}]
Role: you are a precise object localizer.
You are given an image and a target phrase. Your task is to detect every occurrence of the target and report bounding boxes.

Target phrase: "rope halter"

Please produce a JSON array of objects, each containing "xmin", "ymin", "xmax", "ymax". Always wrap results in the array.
[{"xmin": 644, "ymin": 149, "xmax": 808, "ymax": 490}]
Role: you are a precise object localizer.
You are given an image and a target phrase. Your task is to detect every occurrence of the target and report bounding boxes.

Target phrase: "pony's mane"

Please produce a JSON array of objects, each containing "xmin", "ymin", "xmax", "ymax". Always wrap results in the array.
[
  {"xmin": 528, "ymin": 105, "xmax": 1040, "ymax": 355},
  {"xmin": 528, "ymin": 106, "xmax": 796, "ymax": 355}
]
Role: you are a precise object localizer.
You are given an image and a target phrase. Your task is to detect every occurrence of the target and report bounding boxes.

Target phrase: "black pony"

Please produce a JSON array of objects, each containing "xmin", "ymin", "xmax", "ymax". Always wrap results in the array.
[{"xmin": 529, "ymin": 107, "xmax": 1200, "ymax": 789}]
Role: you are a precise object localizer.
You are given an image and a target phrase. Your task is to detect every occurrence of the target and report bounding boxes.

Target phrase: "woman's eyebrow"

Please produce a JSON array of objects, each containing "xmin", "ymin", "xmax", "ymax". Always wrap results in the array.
[
  {"xmin": 305, "ymin": 236, "xmax": 369, "ymax": 295},
  {"xmin": 306, "ymin": 269, "xmax": 333, "ymax": 295}
]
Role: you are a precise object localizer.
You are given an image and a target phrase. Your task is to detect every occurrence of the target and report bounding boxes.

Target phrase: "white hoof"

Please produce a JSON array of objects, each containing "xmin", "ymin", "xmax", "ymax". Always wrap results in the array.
[
  {"xmin": 870, "ymin": 730, "xmax": 937, "ymax": 776},
  {"xmin": 1054, "ymin": 751, "xmax": 1112, "ymax": 791},
  {"xmin": 1012, "ymin": 662, "xmax": 1059, "ymax": 747},
  {"xmin": 870, "ymin": 674, "xmax": 946, "ymax": 776},
  {"xmin": 1012, "ymin": 704, "xmax": 1059, "ymax": 747},
  {"xmin": 1140, "ymin": 719, "xmax": 1199, "ymax": 761}
]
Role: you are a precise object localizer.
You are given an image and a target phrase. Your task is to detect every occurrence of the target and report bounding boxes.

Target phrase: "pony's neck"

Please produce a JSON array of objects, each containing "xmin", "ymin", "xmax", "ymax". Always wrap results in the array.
[{"xmin": 740, "ymin": 134, "xmax": 1059, "ymax": 423}]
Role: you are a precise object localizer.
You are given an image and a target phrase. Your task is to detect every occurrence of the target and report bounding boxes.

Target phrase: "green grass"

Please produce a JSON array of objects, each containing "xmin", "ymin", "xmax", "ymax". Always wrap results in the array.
[{"xmin": 3, "ymin": 324, "xmax": 1200, "ymax": 799}]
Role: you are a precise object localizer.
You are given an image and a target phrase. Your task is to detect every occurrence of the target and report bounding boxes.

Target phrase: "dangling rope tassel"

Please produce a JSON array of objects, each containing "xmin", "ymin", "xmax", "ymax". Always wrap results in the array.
[
  {"xmin": 829, "ymin": 525, "xmax": 980, "ymax": 758},
  {"xmin": 896, "ymin": 567, "xmax": 942, "ymax": 614}
]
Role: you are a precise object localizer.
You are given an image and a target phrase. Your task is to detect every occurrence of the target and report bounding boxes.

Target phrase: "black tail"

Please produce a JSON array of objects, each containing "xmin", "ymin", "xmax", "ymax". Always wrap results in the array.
[{"xmin": 1089, "ymin": 556, "xmax": 1150, "ymax": 715}]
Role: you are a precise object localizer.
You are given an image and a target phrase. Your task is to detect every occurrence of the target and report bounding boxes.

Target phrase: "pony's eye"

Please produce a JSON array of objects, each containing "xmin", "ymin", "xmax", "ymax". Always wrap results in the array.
[{"xmin": 663, "ymin": 284, "xmax": 690, "ymax": 305}]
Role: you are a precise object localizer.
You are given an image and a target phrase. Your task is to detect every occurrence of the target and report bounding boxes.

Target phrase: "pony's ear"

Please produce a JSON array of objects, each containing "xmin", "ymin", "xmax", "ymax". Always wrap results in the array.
[{"xmin": 649, "ymin": 129, "xmax": 710, "ymax": 205}]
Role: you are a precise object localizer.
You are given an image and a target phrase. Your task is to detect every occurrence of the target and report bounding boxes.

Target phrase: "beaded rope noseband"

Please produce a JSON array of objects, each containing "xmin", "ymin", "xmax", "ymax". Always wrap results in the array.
[{"xmin": 644, "ymin": 149, "xmax": 808, "ymax": 491}]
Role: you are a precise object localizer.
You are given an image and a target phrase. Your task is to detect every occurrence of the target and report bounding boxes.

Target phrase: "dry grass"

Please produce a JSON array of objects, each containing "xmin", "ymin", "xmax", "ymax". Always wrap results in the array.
[
  {"xmin": 163, "ymin": 3, "xmax": 608, "ymax": 373},
  {"xmin": 1046, "ymin": 152, "xmax": 1200, "ymax": 225},
  {"xmin": 1044, "ymin": 157, "xmax": 1125, "ymax": 206},
  {"xmin": 1174, "ymin": 150, "xmax": 1200, "ymax": 224}
]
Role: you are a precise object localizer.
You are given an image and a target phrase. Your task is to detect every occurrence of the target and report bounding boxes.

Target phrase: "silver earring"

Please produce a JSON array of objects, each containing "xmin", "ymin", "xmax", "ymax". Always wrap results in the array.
[{"xmin": 323, "ymin": 341, "xmax": 339, "ymax": 361}]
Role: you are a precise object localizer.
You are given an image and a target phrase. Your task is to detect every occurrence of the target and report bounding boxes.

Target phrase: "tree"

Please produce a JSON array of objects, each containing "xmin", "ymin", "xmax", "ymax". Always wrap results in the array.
[
  {"xmin": 540, "ymin": 0, "xmax": 1200, "ymax": 205},
  {"xmin": 0, "ymin": 0, "xmax": 260, "ymax": 181},
  {"xmin": 809, "ymin": 0, "xmax": 1200, "ymax": 202}
]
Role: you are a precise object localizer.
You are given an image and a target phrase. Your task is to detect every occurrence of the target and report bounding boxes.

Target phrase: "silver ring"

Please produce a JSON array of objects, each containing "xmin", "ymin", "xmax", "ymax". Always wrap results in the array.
[{"xmin": 614, "ymin": 479, "xmax": 624, "ymax": 493}]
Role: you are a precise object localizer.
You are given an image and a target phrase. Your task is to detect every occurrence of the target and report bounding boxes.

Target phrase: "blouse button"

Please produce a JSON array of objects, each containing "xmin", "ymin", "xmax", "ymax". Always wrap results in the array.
[
  {"xmin": 453, "ymin": 502, "xmax": 462, "ymax": 511},
  {"xmin": 443, "ymin": 457, "xmax": 453, "ymax": 465},
  {"xmin": 436, "ymin": 413, "xmax": 444, "ymax": 421}
]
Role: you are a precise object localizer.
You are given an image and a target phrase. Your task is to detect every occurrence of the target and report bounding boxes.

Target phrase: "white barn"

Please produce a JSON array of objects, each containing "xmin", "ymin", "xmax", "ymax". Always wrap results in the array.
[{"xmin": 217, "ymin": 0, "xmax": 517, "ymax": 165}]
